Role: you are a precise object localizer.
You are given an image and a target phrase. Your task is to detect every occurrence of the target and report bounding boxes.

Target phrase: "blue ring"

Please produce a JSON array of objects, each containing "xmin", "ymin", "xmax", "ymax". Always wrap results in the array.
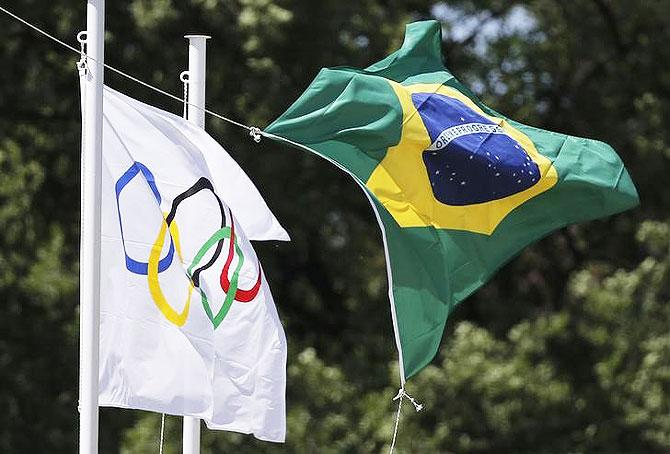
[{"xmin": 115, "ymin": 161, "xmax": 175, "ymax": 275}]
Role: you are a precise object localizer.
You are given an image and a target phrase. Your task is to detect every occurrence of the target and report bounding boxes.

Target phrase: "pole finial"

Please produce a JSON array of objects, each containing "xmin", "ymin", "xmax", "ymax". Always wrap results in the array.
[{"xmin": 184, "ymin": 34, "xmax": 211, "ymax": 40}]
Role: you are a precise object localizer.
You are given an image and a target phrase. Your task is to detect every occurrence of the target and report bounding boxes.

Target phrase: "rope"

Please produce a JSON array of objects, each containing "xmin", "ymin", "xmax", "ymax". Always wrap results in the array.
[
  {"xmin": 0, "ymin": 5, "xmax": 252, "ymax": 133},
  {"xmin": 389, "ymin": 389, "xmax": 404, "ymax": 453},
  {"xmin": 159, "ymin": 413, "xmax": 166, "ymax": 454}
]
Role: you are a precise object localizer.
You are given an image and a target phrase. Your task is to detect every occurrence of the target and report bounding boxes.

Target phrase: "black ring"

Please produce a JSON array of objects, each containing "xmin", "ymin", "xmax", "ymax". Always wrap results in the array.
[{"xmin": 165, "ymin": 177, "xmax": 227, "ymax": 287}]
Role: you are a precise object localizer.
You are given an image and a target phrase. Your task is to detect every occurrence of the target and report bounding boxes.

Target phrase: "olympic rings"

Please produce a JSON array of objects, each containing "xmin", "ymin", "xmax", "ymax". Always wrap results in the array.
[{"xmin": 115, "ymin": 161, "xmax": 263, "ymax": 328}]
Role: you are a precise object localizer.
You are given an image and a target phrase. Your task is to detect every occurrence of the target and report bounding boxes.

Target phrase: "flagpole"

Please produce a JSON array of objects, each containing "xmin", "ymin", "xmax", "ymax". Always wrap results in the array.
[
  {"xmin": 79, "ymin": 0, "xmax": 105, "ymax": 453},
  {"xmin": 182, "ymin": 33, "xmax": 210, "ymax": 454}
]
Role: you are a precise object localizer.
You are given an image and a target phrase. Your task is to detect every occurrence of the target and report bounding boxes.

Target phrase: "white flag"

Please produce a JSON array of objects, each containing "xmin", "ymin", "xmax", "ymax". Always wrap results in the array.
[{"xmin": 91, "ymin": 83, "xmax": 288, "ymax": 442}]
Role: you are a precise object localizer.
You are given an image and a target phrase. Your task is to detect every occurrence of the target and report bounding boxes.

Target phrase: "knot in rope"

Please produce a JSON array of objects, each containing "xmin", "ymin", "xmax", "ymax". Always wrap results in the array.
[
  {"xmin": 392, "ymin": 387, "xmax": 424, "ymax": 412},
  {"xmin": 249, "ymin": 127, "xmax": 262, "ymax": 143},
  {"xmin": 389, "ymin": 387, "xmax": 423, "ymax": 453}
]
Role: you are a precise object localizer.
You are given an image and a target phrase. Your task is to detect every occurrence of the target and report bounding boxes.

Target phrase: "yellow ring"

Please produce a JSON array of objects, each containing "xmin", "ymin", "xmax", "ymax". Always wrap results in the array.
[{"xmin": 147, "ymin": 214, "xmax": 193, "ymax": 326}]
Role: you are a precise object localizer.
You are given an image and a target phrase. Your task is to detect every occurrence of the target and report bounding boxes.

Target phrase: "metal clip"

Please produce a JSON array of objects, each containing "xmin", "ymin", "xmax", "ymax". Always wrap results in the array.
[
  {"xmin": 76, "ymin": 31, "xmax": 88, "ymax": 76},
  {"xmin": 180, "ymin": 71, "xmax": 190, "ymax": 119},
  {"xmin": 249, "ymin": 126, "xmax": 262, "ymax": 143}
]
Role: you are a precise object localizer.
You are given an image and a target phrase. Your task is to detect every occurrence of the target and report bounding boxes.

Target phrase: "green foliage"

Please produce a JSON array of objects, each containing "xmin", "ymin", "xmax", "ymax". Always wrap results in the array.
[{"xmin": 0, "ymin": 0, "xmax": 668, "ymax": 452}]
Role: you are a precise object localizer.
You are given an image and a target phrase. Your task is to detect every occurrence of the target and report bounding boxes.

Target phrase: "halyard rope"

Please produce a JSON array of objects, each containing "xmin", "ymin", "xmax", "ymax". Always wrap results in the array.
[
  {"xmin": 0, "ymin": 5, "xmax": 253, "ymax": 134},
  {"xmin": 159, "ymin": 413, "xmax": 166, "ymax": 454},
  {"xmin": 390, "ymin": 389, "xmax": 404, "ymax": 452}
]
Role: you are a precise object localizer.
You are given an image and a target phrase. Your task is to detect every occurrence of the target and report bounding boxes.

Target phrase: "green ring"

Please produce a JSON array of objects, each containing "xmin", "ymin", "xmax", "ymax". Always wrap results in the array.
[{"xmin": 186, "ymin": 226, "xmax": 245, "ymax": 328}]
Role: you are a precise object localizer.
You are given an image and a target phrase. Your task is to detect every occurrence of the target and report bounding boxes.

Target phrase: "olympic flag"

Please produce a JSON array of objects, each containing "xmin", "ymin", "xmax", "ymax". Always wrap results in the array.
[{"xmin": 91, "ymin": 83, "xmax": 289, "ymax": 442}]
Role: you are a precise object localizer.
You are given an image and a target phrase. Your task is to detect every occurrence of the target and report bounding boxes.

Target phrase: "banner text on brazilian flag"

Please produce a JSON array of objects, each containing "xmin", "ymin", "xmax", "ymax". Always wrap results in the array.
[{"xmin": 266, "ymin": 20, "xmax": 639, "ymax": 381}]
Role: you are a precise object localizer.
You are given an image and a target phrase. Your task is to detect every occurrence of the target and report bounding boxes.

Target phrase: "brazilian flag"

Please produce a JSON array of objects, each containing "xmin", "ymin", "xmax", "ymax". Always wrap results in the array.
[{"xmin": 266, "ymin": 21, "xmax": 639, "ymax": 381}]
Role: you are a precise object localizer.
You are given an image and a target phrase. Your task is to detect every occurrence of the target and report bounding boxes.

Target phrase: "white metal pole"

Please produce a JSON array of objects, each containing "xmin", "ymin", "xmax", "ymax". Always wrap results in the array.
[
  {"xmin": 184, "ymin": 35, "xmax": 210, "ymax": 128},
  {"xmin": 182, "ymin": 33, "xmax": 210, "ymax": 454},
  {"xmin": 79, "ymin": 1, "xmax": 105, "ymax": 453}
]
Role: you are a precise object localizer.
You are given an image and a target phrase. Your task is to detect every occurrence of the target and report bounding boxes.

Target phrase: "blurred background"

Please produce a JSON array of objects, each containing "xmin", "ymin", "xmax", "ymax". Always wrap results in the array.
[{"xmin": 0, "ymin": 0, "xmax": 668, "ymax": 452}]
